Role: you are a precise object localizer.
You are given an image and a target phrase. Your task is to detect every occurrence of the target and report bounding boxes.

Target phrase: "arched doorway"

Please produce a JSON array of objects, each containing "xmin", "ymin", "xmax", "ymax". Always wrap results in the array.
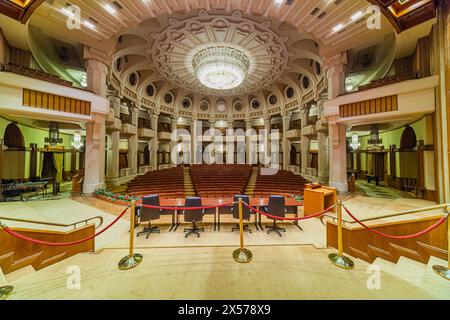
[
  {"xmin": 2, "ymin": 123, "xmax": 26, "ymax": 180},
  {"xmin": 398, "ymin": 125, "xmax": 419, "ymax": 192}
]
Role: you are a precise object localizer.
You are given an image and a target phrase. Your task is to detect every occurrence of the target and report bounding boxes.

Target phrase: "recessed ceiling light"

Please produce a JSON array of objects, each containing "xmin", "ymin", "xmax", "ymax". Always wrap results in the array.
[
  {"xmin": 351, "ymin": 11, "xmax": 363, "ymax": 21},
  {"xmin": 83, "ymin": 20, "xmax": 96, "ymax": 30},
  {"xmin": 104, "ymin": 4, "xmax": 117, "ymax": 15},
  {"xmin": 332, "ymin": 24, "xmax": 344, "ymax": 32}
]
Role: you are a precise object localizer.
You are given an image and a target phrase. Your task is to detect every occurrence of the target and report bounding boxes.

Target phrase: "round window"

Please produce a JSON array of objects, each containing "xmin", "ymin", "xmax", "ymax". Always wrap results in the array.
[
  {"xmin": 269, "ymin": 95, "xmax": 277, "ymax": 105},
  {"xmin": 146, "ymin": 85, "xmax": 155, "ymax": 97},
  {"xmin": 164, "ymin": 93, "xmax": 173, "ymax": 104},
  {"xmin": 182, "ymin": 98, "xmax": 191, "ymax": 108},
  {"xmin": 234, "ymin": 101, "xmax": 243, "ymax": 112},
  {"xmin": 315, "ymin": 62, "xmax": 322, "ymax": 76},
  {"xmin": 200, "ymin": 101, "xmax": 209, "ymax": 111},
  {"xmin": 129, "ymin": 73, "xmax": 138, "ymax": 86},
  {"xmin": 216, "ymin": 101, "xmax": 226, "ymax": 113},
  {"xmin": 301, "ymin": 76, "xmax": 310, "ymax": 89},
  {"xmin": 286, "ymin": 87, "xmax": 294, "ymax": 99},
  {"xmin": 251, "ymin": 99, "xmax": 261, "ymax": 109},
  {"xmin": 115, "ymin": 57, "xmax": 123, "ymax": 72}
]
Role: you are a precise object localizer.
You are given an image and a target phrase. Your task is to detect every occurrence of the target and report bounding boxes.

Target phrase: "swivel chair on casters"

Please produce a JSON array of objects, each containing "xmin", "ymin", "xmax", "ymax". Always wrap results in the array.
[
  {"xmin": 137, "ymin": 195, "xmax": 161, "ymax": 239},
  {"xmin": 264, "ymin": 196, "xmax": 288, "ymax": 237},
  {"xmin": 184, "ymin": 197, "xmax": 205, "ymax": 238},
  {"xmin": 231, "ymin": 195, "xmax": 252, "ymax": 233}
]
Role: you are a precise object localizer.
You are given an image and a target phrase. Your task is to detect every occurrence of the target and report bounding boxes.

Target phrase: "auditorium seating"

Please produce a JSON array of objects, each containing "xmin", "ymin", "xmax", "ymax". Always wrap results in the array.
[
  {"xmin": 190, "ymin": 164, "xmax": 252, "ymax": 198},
  {"xmin": 127, "ymin": 167, "xmax": 185, "ymax": 198},
  {"xmin": 252, "ymin": 169, "xmax": 307, "ymax": 198}
]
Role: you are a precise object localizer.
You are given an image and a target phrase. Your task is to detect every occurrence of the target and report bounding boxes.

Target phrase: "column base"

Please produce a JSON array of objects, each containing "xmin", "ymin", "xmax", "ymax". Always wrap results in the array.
[
  {"xmin": 83, "ymin": 182, "xmax": 105, "ymax": 194},
  {"xmin": 329, "ymin": 180, "xmax": 349, "ymax": 193}
]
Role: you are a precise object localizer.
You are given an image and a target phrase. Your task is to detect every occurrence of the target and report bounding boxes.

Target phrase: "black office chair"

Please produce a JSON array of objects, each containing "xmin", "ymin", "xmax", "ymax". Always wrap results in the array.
[
  {"xmin": 264, "ymin": 196, "xmax": 287, "ymax": 237},
  {"xmin": 184, "ymin": 197, "xmax": 205, "ymax": 238},
  {"xmin": 137, "ymin": 195, "xmax": 161, "ymax": 239},
  {"xmin": 231, "ymin": 195, "xmax": 252, "ymax": 233}
]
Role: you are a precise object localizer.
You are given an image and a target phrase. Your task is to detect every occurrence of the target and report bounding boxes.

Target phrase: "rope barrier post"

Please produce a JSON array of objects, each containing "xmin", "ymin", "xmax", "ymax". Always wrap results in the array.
[
  {"xmin": 233, "ymin": 198, "xmax": 252, "ymax": 263},
  {"xmin": 432, "ymin": 207, "xmax": 450, "ymax": 281},
  {"xmin": 0, "ymin": 285, "xmax": 14, "ymax": 300},
  {"xmin": 118, "ymin": 201, "xmax": 143, "ymax": 270},
  {"xmin": 328, "ymin": 200, "xmax": 354, "ymax": 270}
]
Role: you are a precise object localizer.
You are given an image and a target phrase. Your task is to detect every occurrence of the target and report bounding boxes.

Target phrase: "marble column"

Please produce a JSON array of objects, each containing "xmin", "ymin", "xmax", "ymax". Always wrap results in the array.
[
  {"xmin": 328, "ymin": 116, "xmax": 348, "ymax": 193},
  {"xmin": 317, "ymin": 131, "xmax": 329, "ymax": 180},
  {"xmin": 191, "ymin": 118, "xmax": 200, "ymax": 165},
  {"xmin": 245, "ymin": 120, "xmax": 253, "ymax": 165},
  {"xmin": 325, "ymin": 54, "xmax": 348, "ymax": 192},
  {"xmin": 151, "ymin": 114, "xmax": 159, "ymax": 171},
  {"xmin": 282, "ymin": 113, "xmax": 291, "ymax": 170},
  {"xmin": 106, "ymin": 131, "xmax": 120, "ymax": 179},
  {"xmin": 83, "ymin": 52, "xmax": 108, "ymax": 193},
  {"xmin": 128, "ymin": 106, "xmax": 138, "ymax": 174},
  {"xmin": 263, "ymin": 117, "xmax": 271, "ymax": 166},
  {"xmin": 85, "ymin": 59, "xmax": 108, "ymax": 98},
  {"xmin": 83, "ymin": 114, "xmax": 106, "ymax": 193},
  {"xmin": 170, "ymin": 116, "xmax": 178, "ymax": 167}
]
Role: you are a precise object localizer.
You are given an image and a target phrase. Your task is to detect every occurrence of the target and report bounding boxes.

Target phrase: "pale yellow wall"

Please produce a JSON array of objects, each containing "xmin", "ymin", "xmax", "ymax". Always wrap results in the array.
[{"xmin": 0, "ymin": 117, "xmax": 78, "ymax": 179}]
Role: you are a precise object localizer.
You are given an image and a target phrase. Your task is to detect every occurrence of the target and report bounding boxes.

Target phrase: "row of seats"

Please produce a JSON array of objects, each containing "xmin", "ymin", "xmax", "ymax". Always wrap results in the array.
[
  {"xmin": 137, "ymin": 195, "xmax": 293, "ymax": 238},
  {"xmin": 252, "ymin": 169, "xmax": 307, "ymax": 198},
  {"xmin": 190, "ymin": 164, "xmax": 252, "ymax": 198},
  {"xmin": 127, "ymin": 167, "xmax": 185, "ymax": 198}
]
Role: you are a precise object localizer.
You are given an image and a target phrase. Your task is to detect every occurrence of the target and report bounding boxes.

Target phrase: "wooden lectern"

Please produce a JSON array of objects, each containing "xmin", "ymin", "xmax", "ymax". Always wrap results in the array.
[{"xmin": 303, "ymin": 184, "xmax": 337, "ymax": 216}]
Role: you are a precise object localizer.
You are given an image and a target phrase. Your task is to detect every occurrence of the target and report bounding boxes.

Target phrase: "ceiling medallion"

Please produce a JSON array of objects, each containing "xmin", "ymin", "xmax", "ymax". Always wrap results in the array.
[
  {"xmin": 193, "ymin": 47, "xmax": 250, "ymax": 90},
  {"xmin": 152, "ymin": 11, "xmax": 289, "ymax": 96}
]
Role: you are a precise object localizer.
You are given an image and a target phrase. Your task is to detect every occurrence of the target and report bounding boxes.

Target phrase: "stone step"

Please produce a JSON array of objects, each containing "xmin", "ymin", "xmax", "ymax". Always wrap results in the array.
[
  {"xmin": 420, "ymin": 256, "xmax": 450, "ymax": 298},
  {"xmin": 0, "ymin": 267, "xmax": 7, "ymax": 286},
  {"xmin": 392, "ymin": 257, "xmax": 426, "ymax": 287},
  {"xmin": 5, "ymin": 265, "xmax": 36, "ymax": 283},
  {"xmin": 372, "ymin": 257, "xmax": 397, "ymax": 276}
]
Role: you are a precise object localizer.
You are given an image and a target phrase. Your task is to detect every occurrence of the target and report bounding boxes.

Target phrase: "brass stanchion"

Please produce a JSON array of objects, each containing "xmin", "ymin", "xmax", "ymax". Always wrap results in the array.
[
  {"xmin": 119, "ymin": 201, "xmax": 143, "ymax": 270},
  {"xmin": 432, "ymin": 208, "xmax": 450, "ymax": 280},
  {"xmin": 233, "ymin": 199, "xmax": 252, "ymax": 263},
  {"xmin": 0, "ymin": 285, "xmax": 14, "ymax": 300},
  {"xmin": 328, "ymin": 200, "xmax": 354, "ymax": 270}
]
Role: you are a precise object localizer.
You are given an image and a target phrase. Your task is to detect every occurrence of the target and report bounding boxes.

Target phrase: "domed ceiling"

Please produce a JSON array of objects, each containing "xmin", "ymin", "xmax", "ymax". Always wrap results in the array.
[{"xmin": 111, "ymin": 10, "xmax": 325, "ymax": 112}]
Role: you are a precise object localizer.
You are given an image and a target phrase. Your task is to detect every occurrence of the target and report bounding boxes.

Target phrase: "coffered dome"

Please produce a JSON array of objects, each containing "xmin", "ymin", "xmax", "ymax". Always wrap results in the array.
[{"xmin": 110, "ymin": 10, "xmax": 326, "ymax": 115}]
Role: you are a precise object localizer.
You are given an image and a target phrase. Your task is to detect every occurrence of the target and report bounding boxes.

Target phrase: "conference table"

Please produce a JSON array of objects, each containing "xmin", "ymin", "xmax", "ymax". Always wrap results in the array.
[{"xmin": 136, "ymin": 197, "xmax": 303, "ymax": 232}]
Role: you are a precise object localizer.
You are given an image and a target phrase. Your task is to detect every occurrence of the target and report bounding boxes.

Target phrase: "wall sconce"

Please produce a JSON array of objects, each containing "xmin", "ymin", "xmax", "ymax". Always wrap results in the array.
[
  {"xmin": 349, "ymin": 134, "xmax": 360, "ymax": 151},
  {"xmin": 71, "ymin": 131, "xmax": 84, "ymax": 150}
]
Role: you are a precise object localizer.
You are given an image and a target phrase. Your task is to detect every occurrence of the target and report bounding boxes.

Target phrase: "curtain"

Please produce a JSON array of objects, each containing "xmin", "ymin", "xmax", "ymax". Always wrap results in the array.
[{"xmin": 52, "ymin": 153, "xmax": 64, "ymax": 183}]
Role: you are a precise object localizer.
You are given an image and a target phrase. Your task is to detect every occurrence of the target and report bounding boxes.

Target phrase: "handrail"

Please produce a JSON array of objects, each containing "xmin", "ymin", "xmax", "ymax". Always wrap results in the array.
[
  {"xmin": 323, "ymin": 203, "xmax": 449, "ymax": 225},
  {"xmin": 0, "ymin": 215, "xmax": 104, "ymax": 230}
]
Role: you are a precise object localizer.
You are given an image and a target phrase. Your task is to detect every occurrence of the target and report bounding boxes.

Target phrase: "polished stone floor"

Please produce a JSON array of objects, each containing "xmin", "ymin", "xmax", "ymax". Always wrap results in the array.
[{"xmin": 8, "ymin": 245, "xmax": 447, "ymax": 300}]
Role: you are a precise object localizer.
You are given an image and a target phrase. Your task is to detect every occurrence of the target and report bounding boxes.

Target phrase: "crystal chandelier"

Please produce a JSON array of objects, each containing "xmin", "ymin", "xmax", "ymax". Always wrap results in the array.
[{"xmin": 192, "ymin": 47, "xmax": 250, "ymax": 90}]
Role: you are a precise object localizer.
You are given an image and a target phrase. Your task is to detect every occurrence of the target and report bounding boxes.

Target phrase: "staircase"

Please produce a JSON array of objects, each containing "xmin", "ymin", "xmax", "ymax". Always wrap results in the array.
[
  {"xmin": 183, "ymin": 167, "xmax": 196, "ymax": 197},
  {"xmin": 245, "ymin": 167, "xmax": 259, "ymax": 196},
  {"xmin": 371, "ymin": 256, "xmax": 449, "ymax": 297}
]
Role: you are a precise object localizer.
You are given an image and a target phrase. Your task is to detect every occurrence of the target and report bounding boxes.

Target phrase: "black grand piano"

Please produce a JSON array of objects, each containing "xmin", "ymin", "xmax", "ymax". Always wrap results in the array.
[{"xmin": 1, "ymin": 178, "xmax": 50, "ymax": 201}]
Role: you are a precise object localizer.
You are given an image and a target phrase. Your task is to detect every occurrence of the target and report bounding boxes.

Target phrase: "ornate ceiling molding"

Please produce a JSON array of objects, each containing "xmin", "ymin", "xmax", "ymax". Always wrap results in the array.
[
  {"xmin": 366, "ymin": 0, "xmax": 437, "ymax": 33},
  {"xmin": 151, "ymin": 10, "xmax": 289, "ymax": 96},
  {"xmin": 0, "ymin": 0, "xmax": 45, "ymax": 24}
]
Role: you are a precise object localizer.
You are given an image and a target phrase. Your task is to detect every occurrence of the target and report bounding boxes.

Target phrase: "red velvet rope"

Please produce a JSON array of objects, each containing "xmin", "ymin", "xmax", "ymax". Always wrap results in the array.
[
  {"xmin": 139, "ymin": 202, "xmax": 235, "ymax": 211},
  {"xmin": 343, "ymin": 205, "xmax": 448, "ymax": 240},
  {"xmin": 0, "ymin": 205, "xmax": 131, "ymax": 247},
  {"xmin": 243, "ymin": 202, "xmax": 335, "ymax": 221}
]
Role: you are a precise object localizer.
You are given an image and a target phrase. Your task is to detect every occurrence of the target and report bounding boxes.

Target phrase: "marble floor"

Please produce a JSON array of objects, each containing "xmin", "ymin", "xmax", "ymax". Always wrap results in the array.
[
  {"xmin": 2, "ymin": 195, "xmax": 448, "ymax": 300},
  {"xmin": 0, "ymin": 198, "xmax": 130, "ymax": 251},
  {"xmin": 7, "ymin": 245, "xmax": 447, "ymax": 300}
]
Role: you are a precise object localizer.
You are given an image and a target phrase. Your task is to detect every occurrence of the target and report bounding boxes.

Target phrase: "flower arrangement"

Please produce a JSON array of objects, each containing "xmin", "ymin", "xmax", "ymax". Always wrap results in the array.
[{"xmin": 94, "ymin": 189, "xmax": 141, "ymax": 203}]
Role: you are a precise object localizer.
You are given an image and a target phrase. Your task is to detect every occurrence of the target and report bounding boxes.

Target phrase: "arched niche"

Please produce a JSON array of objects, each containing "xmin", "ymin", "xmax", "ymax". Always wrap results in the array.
[{"xmin": 2, "ymin": 123, "xmax": 26, "ymax": 180}]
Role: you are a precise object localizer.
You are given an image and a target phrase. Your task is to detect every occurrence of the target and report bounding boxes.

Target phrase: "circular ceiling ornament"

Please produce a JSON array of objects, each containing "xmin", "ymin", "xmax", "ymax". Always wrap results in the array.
[
  {"xmin": 216, "ymin": 100, "xmax": 227, "ymax": 113},
  {"xmin": 152, "ymin": 11, "xmax": 289, "ymax": 96},
  {"xmin": 193, "ymin": 47, "xmax": 250, "ymax": 90}
]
